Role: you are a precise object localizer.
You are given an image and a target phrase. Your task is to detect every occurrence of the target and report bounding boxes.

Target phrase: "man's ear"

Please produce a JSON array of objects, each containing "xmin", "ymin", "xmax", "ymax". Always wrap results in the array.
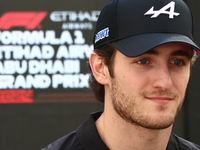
[{"xmin": 89, "ymin": 52, "xmax": 109, "ymax": 85}]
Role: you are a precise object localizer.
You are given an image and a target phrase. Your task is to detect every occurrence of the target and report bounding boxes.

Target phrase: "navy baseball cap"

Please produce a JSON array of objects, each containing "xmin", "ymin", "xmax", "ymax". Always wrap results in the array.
[{"xmin": 93, "ymin": 0, "xmax": 200, "ymax": 56}]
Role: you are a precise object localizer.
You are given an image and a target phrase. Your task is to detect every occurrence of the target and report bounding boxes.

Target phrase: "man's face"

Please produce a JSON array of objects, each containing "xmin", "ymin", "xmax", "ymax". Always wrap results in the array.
[{"xmin": 110, "ymin": 43, "xmax": 192, "ymax": 129}]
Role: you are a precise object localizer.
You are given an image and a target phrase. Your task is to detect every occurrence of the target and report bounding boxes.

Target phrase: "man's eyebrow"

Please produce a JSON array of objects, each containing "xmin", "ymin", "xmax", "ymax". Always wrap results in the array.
[
  {"xmin": 144, "ymin": 49, "xmax": 192, "ymax": 59},
  {"xmin": 171, "ymin": 50, "xmax": 192, "ymax": 59},
  {"xmin": 145, "ymin": 49, "xmax": 159, "ymax": 55}
]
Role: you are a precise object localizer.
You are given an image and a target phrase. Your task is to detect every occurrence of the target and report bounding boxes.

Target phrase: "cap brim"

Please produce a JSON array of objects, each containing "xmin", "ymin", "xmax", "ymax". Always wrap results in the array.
[{"xmin": 112, "ymin": 33, "xmax": 200, "ymax": 57}]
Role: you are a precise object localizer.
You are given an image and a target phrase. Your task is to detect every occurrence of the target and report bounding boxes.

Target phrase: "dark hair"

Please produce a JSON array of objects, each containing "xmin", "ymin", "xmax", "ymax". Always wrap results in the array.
[{"xmin": 88, "ymin": 44, "xmax": 116, "ymax": 103}]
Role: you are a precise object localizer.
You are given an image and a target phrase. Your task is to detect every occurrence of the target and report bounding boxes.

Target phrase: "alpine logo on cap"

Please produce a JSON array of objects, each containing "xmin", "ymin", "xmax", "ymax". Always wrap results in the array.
[
  {"xmin": 95, "ymin": 27, "xmax": 109, "ymax": 43},
  {"xmin": 144, "ymin": 1, "xmax": 180, "ymax": 19}
]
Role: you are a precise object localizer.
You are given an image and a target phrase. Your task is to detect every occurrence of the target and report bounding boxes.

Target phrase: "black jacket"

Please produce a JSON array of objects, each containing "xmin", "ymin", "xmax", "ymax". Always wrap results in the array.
[{"xmin": 41, "ymin": 112, "xmax": 200, "ymax": 150}]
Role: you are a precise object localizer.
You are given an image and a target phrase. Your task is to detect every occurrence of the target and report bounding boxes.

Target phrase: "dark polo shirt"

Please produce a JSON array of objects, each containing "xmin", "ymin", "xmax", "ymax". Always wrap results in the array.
[{"xmin": 41, "ymin": 112, "xmax": 200, "ymax": 150}]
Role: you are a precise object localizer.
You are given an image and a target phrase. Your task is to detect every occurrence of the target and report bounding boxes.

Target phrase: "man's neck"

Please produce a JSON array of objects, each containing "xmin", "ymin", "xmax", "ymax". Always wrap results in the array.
[{"xmin": 95, "ymin": 108, "xmax": 173, "ymax": 150}]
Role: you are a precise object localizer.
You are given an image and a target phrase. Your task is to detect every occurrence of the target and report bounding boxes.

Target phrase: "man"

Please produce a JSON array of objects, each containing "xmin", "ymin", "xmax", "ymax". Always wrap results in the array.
[{"xmin": 42, "ymin": 0, "xmax": 200, "ymax": 149}]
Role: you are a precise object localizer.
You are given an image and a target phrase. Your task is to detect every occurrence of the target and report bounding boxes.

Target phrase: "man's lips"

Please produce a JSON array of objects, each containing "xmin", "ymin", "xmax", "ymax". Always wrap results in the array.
[{"xmin": 145, "ymin": 96, "xmax": 173, "ymax": 104}]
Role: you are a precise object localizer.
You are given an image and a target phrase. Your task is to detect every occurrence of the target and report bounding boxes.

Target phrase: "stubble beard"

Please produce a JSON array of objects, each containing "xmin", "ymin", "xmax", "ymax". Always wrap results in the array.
[{"xmin": 111, "ymin": 79, "xmax": 184, "ymax": 130}]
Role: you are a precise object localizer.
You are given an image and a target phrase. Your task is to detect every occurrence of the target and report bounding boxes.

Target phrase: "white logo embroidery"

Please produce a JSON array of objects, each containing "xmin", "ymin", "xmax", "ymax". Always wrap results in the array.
[{"xmin": 144, "ymin": 1, "xmax": 180, "ymax": 19}]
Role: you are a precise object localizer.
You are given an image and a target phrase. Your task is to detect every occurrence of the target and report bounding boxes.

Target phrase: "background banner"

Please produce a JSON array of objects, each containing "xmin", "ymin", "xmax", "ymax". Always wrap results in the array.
[{"xmin": 0, "ymin": 0, "xmax": 104, "ymax": 103}]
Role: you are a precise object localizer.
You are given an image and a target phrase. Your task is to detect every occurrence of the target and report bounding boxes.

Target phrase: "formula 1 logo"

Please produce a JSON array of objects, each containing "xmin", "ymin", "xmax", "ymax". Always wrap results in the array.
[
  {"xmin": 0, "ymin": 11, "xmax": 47, "ymax": 30},
  {"xmin": 144, "ymin": 1, "xmax": 180, "ymax": 19}
]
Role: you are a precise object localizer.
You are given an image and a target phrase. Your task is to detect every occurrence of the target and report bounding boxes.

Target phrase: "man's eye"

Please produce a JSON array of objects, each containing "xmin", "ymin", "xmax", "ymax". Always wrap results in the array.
[
  {"xmin": 172, "ymin": 60, "xmax": 182, "ymax": 66},
  {"xmin": 137, "ymin": 59, "xmax": 149, "ymax": 64}
]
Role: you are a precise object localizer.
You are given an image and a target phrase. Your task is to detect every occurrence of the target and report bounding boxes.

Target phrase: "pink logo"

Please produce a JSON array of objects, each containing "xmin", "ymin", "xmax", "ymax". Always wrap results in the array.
[{"xmin": 0, "ymin": 11, "xmax": 47, "ymax": 29}]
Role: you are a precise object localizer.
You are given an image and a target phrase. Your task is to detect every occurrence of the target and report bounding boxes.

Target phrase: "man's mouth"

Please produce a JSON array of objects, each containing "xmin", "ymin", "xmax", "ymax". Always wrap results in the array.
[{"xmin": 145, "ymin": 96, "xmax": 174, "ymax": 104}]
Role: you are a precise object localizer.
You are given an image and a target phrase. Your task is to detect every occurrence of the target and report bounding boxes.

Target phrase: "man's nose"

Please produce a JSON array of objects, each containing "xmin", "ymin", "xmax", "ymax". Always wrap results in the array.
[{"xmin": 152, "ymin": 65, "xmax": 173, "ymax": 90}]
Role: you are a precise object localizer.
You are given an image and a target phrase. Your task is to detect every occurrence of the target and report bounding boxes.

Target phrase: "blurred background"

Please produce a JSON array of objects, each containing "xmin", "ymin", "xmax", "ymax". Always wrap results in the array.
[{"xmin": 0, "ymin": 0, "xmax": 199, "ymax": 149}]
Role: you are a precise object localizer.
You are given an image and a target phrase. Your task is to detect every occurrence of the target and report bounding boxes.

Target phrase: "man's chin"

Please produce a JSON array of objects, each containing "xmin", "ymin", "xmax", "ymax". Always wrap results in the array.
[
  {"xmin": 139, "ymin": 120, "xmax": 174, "ymax": 130},
  {"xmin": 124, "ymin": 113, "xmax": 176, "ymax": 130}
]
